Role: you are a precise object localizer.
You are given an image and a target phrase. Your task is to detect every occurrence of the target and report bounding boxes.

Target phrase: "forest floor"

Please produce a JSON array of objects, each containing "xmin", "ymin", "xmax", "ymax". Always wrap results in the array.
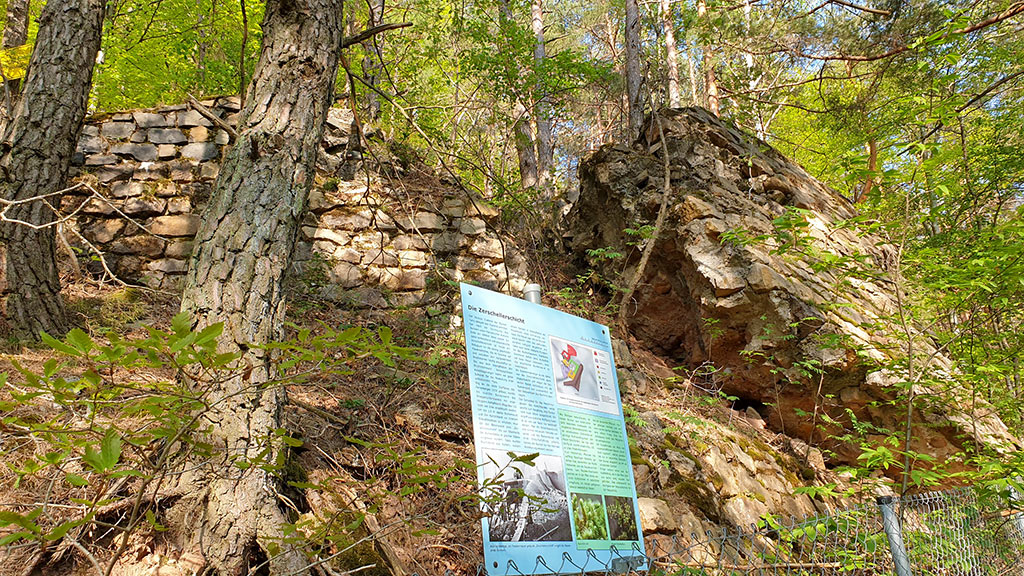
[
  {"xmin": 0, "ymin": 276, "xmax": 487, "ymax": 576},
  {"xmin": 0, "ymin": 271, "xmax": 784, "ymax": 576}
]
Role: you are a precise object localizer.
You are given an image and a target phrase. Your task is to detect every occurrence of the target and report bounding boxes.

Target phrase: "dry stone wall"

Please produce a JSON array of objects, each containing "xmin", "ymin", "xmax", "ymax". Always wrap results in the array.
[{"xmin": 63, "ymin": 97, "xmax": 528, "ymax": 304}]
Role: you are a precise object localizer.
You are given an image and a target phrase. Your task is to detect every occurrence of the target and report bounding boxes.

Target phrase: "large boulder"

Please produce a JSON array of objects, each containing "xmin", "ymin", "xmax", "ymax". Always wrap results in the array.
[{"xmin": 566, "ymin": 108, "xmax": 1016, "ymax": 466}]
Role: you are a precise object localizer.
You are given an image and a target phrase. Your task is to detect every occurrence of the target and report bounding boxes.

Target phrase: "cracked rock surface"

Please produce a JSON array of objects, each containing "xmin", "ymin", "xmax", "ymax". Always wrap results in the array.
[{"xmin": 567, "ymin": 108, "xmax": 1018, "ymax": 468}]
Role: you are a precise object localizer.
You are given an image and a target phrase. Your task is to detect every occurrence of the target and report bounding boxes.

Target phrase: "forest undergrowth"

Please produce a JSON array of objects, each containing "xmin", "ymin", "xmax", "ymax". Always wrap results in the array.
[{"xmin": 0, "ymin": 252, "xmax": 808, "ymax": 576}]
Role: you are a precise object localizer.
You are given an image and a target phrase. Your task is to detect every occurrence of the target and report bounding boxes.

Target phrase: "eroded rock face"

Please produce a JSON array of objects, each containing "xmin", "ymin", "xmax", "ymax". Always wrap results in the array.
[{"xmin": 568, "ymin": 108, "xmax": 1016, "ymax": 466}]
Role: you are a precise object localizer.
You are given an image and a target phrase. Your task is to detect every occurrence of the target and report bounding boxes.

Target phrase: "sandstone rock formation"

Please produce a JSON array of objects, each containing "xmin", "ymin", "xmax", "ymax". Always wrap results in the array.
[{"xmin": 567, "ymin": 108, "xmax": 1017, "ymax": 468}]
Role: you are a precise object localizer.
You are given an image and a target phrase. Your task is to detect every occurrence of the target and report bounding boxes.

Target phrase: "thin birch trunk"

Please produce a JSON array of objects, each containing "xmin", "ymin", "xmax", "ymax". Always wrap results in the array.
[{"xmin": 532, "ymin": 0, "xmax": 553, "ymax": 191}]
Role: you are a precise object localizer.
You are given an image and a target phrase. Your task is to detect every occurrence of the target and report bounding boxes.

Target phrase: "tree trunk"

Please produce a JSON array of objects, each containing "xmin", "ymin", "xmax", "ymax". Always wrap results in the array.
[
  {"xmin": 175, "ymin": 0, "xmax": 344, "ymax": 573},
  {"xmin": 687, "ymin": 45, "xmax": 699, "ymax": 105},
  {"xmin": 0, "ymin": 0, "xmax": 105, "ymax": 341},
  {"xmin": 513, "ymin": 101, "xmax": 539, "ymax": 189},
  {"xmin": 532, "ymin": 0, "xmax": 553, "ymax": 191},
  {"xmin": 697, "ymin": 0, "xmax": 719, "ymax": 117},
  {"xmin": 624, "ymin": 0, "xmax": 644, "ymax": 140},
  {"xmin": 197, "ymin": 0, "xmax": 209, "ymax": 84},
  {"xmin": 0, "ymin": 0, "xmax": 30, "ymax": 127},
  {"xmin": 361, "ymin": 0, "xmax": 384, "ymax": 120},
  {"xmin": 600, "ymin": 14, "xmax": 626, "ymax": 136},
  {"xmin": 855, "ymin": 138, "xmax": 878, "ymax": 203},
  {"xmin": 238, "ymin": 0, "xmax": 249, "ymax": 108},
  {"xmin": 499, "ymin": 0, "xmax": 540, "ymax": 190},
  {"xmin": 660, "ymin": 0, "xmax": 681, "ymax": 108}
]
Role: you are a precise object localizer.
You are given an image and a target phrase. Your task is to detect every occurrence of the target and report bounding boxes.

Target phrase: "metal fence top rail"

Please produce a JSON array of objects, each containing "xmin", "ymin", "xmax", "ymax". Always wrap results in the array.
[{"xmin": 427, "ymin": 485, "xmax": 1024, "ymax": 576}]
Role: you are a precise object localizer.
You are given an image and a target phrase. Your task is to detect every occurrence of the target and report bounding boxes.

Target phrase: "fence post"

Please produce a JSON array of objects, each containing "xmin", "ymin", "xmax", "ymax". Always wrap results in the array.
[
  {"xmin": 1009, "ymin": 483, "xmax": 1024, "ymax": 541},
  {"xmin": 877, "ymin": 496, "xmax": 913, "ymax": 576},
  {"xmin": 523, "ymin": 283, "xmax": 542, "ymax": 305}
]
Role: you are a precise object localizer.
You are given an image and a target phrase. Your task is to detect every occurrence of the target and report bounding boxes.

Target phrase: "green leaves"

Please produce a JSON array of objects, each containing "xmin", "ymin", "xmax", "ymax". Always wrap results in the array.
[
  {"xmin": 93, "ymin": 0, "xmax": 263, "ymax": 110},
  {"xmin": 83, "ymin": 430, "xmax": 123, "ymax": 474},
  {"xmin": 0, "ymin": 44, "xmax": 32, "ymax": 81},
  {"xmin": 5, "ymin": 305, "xmax": 443, "ymax": 553},
  {"xmin": 0, "ymin": 508, "xmax": 43, "ymax": 545},
  {"xmin": 40, "ymin": 329, "xmax": 90, "ymax": 357}
]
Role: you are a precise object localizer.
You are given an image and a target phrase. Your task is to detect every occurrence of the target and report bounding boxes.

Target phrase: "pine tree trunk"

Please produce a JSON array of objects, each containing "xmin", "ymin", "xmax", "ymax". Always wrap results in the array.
[
  {"xmin": 856, "ymin": 138, "xmax": 878, "ymax": 203},
  {"xmin": 697, "ymin": 0, "xmax": 719, "ymax": 116},
  {"xmin": 176, "ymin": 0, "xmax": 344, "ymax": 573},
  {"xmin": 0, "ymin": 0, "xmax": 105, "ymax": 341},
  {"xmin": 687, "ymin": 46, "xmax": 699, "ymax": 105},
  {"xmin": 660, "ymin": 0, "xmax": 681, "ymax": 108},
  {"xmin": 0, "ymin": 0, "xmax": 29, "ymax": 127},
  {"xmin": 624, "ymin": 0, "xmax": 644, "ymax": 141}
]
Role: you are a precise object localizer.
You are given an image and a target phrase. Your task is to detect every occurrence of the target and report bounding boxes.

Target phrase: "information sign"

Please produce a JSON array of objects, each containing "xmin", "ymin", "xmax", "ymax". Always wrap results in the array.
[{"xmin": 461, "ymin": 283, "xmax": 646, "ymax": 574}]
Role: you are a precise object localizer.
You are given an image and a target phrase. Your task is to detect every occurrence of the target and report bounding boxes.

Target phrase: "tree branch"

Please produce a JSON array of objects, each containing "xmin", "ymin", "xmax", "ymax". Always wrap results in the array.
[
  {"xmin": 900, "ymin": 68, "xmax": 1024, "ymax": 154},
  {"xmin": 340, "ymin": 22, "xmax": 412, "ymax": 50},
  {"xmin": 829, "ymin": 0, "xmax": 891, "ymax": 16},
  {"xmin": 186, "ymin": 94, "xmax": 238, "ymax": 141},
  {"xmin": 746, "ymin": 1, "xmax": 1023, "ymax": 63}
]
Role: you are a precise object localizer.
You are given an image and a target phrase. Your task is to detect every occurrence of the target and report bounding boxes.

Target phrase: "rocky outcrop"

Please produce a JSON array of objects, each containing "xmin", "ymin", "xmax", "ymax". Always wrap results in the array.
[
  {"xmin": 567, "ymin": 108, "xmax": 1017, "ymax": 468},
  {"xmin": 62, "ymin": 99, "xmax": 528, "ymax": 302}
]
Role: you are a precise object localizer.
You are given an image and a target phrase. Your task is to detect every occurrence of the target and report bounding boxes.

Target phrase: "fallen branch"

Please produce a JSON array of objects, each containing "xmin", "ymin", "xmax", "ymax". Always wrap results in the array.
[
  {"xmin": 93, "ymin": 485, "xmax": 186, "ymax": 518},
  {"xmin": 304, "ymin": 467, "xmax": 410, "ymax": 576},
  {"xmin": 290, "ymin": 397, "xmax": 353, "ymax": 429},
  {"xmin": 186, "ymin": 94, "xmax": 238, "ymax": 142},
  {"xmin": 17, "ymin": 543, "xmax": 46, "ymax": 576}
]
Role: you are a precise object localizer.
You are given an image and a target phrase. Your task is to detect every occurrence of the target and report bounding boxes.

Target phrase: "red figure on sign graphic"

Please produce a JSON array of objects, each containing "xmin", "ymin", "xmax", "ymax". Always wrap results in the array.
[{"xmin": 559, "ymin": 344, "xmax": 583, "ymax": 391}]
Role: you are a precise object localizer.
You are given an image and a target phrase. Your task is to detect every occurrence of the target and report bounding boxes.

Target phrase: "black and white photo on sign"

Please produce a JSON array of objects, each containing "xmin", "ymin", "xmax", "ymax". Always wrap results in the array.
[{"xmin": 480, "ymin": 451, "xmax": 572, "ymax": 543}]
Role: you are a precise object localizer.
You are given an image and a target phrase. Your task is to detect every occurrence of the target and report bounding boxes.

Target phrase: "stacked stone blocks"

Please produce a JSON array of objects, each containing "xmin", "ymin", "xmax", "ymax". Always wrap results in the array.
[{"xmin": 64, "ymin": 97, "xmax": 527, "ymax": 301}]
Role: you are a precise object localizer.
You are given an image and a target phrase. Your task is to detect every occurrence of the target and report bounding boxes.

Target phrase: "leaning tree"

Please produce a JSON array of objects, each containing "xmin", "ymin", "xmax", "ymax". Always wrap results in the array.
[
  {"xmin": 0, "ymin": 0, "xmax": 106, "ymax": 340},
  {"xmin": 174, "ymin": 0, "xmax": 345, "ymax": 573}
]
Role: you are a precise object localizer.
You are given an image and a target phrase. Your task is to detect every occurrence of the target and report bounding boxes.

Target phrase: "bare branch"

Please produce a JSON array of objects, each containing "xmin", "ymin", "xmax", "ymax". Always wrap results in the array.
[
  {"xmin": 745, "ymin": 1, "xmax": 1024, "ymax": 63},
  {"xmin": 340, "ymin": 22, "xmax": 412, "ymax": 50},
  {"xmin": 900, "ymin": 68, "xmax": 1024, "ymax": 154},
  {"xmin": 186, "ymin": 94, "xmax": 238, "ymax": 141},
  {"xmin": 829, "ymin": 0, "xmax": 891, "ymax": 16}
]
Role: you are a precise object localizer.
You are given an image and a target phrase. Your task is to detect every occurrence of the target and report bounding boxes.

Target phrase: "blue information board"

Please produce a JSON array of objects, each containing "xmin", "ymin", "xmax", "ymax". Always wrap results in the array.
[{"xmin": 461, "ymin": 283, "xmax": 646, "ymax": 574}]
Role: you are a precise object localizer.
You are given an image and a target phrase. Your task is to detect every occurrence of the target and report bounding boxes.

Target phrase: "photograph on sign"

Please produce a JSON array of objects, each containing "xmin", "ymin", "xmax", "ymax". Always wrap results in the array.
[
  {"xmin": 480, "ymin": 451, "xmax": 572, "ymax": 543},
  {"xmin": 461, "ymin": 283, "xmax": 645, "ymax": 574}
]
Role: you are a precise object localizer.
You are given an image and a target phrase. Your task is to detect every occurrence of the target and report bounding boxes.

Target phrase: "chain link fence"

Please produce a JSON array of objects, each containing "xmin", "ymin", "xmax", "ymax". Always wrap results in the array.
[{"xmin": 471, "ymin": 486, "xmax": 1024, "ymax": 576}]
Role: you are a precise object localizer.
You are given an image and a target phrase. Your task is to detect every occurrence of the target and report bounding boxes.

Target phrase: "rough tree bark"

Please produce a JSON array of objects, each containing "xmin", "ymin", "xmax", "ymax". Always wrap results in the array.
[
  {"xmin": 624, "ymin": 0, "xmax": 644, "ymax": 141},
  {"xmin": 513, "ymin": 101, "xmax": 539, "ymax": 189},
  {"xmin": 175, "ymin": 0, "xmax": 344, "ymax": 573},
  {"xmin": 660, "ymin": 0, "xmax": 681, "ymax": 107},
  {"xmin": 0, "ymin": 0, "xmax": 30, "ymax": 127},
  {"xmin": 0, "ymin": 0, "xmax": 105, "ymax": 341},
  {"xmin": 531, "ymin": 0, "xmax": 553, "ymax": 190}
]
